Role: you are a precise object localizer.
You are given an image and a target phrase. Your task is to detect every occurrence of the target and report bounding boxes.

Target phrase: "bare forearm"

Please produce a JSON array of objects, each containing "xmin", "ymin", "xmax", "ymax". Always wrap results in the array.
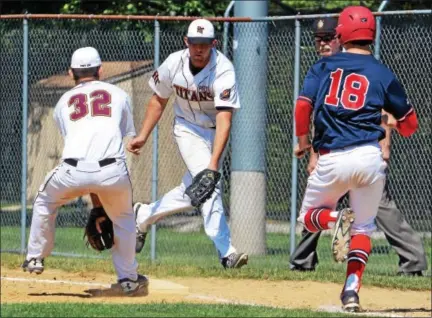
[
  {"xmin": 138, "ymin": 95, "xmax": 167, "ymax": 142},
  {"xmin": 210, "ymin": 112, "xmax": 232, "ymax": 169}
]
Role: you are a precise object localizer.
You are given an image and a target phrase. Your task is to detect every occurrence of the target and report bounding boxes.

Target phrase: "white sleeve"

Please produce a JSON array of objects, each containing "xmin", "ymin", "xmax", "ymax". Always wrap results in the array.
[
  {"xmin": 213, "ymin": 70, "xmax": 240, "ymax": 109},
  {"xmin": 53, "ymin": 102, "xmax": 66, "ymax": 137},
  {"xmin": 121, "ymin": 95, "xmax": 136, "ymax": 137},
  {"xmin": 148, "ymin": 56, "xmax": 173, "ymax": 99}
]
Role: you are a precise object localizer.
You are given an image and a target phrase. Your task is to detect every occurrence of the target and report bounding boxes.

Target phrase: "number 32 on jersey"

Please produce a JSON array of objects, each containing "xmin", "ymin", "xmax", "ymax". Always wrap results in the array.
[
  {"xmin": 324, "ymin": 68, "xmax": 370, "ymax": 110},
  {"xmin": 68, "ymin": 90, "xmax": 112, "ymax": 121}
]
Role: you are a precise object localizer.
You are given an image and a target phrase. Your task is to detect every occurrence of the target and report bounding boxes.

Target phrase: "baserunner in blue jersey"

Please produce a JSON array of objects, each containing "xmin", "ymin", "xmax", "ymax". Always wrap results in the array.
[{"xmin": 294, "ymin": 6, "xmax": 418, "ymax": 313}]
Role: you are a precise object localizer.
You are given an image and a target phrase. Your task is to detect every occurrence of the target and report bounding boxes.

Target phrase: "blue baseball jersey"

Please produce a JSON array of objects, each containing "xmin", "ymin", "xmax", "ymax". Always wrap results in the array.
[{"xmin": 299, "ymin": 52, "xmax": 413, "ymax": 151}]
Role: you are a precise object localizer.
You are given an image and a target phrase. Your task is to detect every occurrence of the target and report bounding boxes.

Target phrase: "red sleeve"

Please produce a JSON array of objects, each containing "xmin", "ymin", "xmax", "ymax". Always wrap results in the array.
[
  {"xmin": 295, "ymin": 98, "xmax": 313, "ymax": 136},
  {"xmin": 396, "ymin": 109, "xmax": 418, "ymax": 137}
]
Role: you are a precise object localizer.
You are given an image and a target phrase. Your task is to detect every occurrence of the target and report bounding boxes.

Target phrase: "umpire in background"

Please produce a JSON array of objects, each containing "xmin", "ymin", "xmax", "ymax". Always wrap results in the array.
[{"xmin": 290, "ymin": 17, "xmax": 427, "ymax": 276}]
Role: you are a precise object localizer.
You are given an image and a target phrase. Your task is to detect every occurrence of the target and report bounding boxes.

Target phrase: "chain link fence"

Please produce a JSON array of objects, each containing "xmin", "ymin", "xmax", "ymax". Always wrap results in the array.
[{"xmin": 0, "ymin": 12, "xmax": 430, "ymax": 274}]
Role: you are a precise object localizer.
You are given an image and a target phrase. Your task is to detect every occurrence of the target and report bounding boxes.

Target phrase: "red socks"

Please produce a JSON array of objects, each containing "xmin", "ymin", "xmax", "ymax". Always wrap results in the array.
[
  {"xmin": 303, "ymin": 208, "xmax": 336, "ymax": 233},
  {"xmin": 343, "ymin": 234, "xmax": 371, "ymax": 293}
]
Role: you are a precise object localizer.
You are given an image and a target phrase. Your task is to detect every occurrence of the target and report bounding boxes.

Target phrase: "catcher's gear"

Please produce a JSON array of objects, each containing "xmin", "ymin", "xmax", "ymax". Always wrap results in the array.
[
  {"xmin": 336, "ymin": 6, "xmax": 375, "ymax": 45},
  {"xmin": 185, "ymin": 169, "xmax": 221, "ymax": 207},
  {"xmin": 84, "ymin": 207, "xmax": 114, "ymax": 251}
]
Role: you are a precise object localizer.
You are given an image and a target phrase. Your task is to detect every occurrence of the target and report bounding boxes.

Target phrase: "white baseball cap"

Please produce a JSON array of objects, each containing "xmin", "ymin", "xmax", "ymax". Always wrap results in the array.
[
  {"xmin": 186, "ymin": 19, "xmax": 215, "ymax": 44},
  {"xmin": 70, "ymin": 46, "xmax": 102, "ymax": 69}
]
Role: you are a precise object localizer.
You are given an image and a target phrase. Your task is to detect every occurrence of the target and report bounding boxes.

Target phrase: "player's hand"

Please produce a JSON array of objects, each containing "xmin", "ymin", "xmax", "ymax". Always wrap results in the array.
[
  {"xmin": 127, "ymin": 136, "xmax": 146, "ymax": 155},
  {"xmin": 307, "ymin": 150, "xmax": 318, "ymax": 175},
  {"xmin": 294, "ymin": 144, "xmax": 312, "ymax": 159}
]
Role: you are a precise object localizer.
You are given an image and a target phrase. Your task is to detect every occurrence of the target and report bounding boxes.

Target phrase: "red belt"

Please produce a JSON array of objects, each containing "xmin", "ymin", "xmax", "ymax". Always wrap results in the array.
[{"xmin": 318, "ymin": 149, "xmax": 330, "ymax": 156}]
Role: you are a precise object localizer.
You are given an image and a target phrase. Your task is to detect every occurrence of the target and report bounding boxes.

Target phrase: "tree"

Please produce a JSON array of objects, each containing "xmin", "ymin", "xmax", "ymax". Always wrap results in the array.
[{"xmin": 60, "ymin": 0, "xmax": 230, "ymax": 16}]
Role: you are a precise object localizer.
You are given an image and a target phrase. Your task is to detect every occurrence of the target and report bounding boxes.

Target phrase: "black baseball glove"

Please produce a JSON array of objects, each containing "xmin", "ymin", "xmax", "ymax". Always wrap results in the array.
[
  {"xmin": 185, "ymin": 169, "xmax": 221, "ymax": 208},
  {"xmin": 84, "ymin": 207, "xmax": 114, "ymax": 251}
]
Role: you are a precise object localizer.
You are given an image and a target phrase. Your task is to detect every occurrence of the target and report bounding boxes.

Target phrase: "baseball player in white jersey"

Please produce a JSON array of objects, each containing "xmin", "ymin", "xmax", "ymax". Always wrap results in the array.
[
  {"xmin": 21, "ymin": 47, "xmax": 148, "ymax": 295},
  {"xmin": 127, "ymin": 19, "xmax": 248, "ymax": 269}
]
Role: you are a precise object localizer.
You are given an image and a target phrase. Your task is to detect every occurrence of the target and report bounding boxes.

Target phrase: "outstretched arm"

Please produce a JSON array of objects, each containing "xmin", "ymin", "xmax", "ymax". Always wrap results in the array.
[{"xmin": 127, "ymin": 94, "xmax": 169, "ymax": 155}]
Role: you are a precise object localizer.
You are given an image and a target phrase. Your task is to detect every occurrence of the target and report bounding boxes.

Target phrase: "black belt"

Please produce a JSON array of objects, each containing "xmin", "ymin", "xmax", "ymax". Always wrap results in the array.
[{"xmin": 64, "ymin": 158, "xmax": 116, "ymax": 167}]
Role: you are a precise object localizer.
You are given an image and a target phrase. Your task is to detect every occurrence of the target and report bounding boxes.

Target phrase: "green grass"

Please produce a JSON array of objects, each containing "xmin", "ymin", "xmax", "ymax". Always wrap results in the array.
[
  {"xmin": 1, "ymin": 226, "xmax": 430, "ymax": 290},
  {"xmin": 0, "ymin": 303, "xmax": 365, "ymax": 317}
]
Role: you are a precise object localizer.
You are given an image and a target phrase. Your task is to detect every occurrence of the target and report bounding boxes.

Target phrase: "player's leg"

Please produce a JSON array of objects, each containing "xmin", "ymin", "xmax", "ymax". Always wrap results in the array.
[
  {"xmin": 24, "ymin": 164, "xmax": 85, "ymax": 274},
  {"xmin": 297, "ymin": 154, "xmax": 356, "ymax": 264},
  {"xmin": 375, "ymin": 177, "xmax": 427, "ymax": 276},
  {"xmin": 135, "ymin": 173, "xmax": 193, "ymax": 233},
  {"xmin": 177, "ymin": 121, "xmax": 245, "ymax": 266},
  {"xmin": 95, "ymin": 161, "xmax": 147, "ymax": 295},
  {"xmin": 297, "ymin": 154, "xmax": 350, "ymax": 233},
  {"xmin": 289, "ymin": 230, "xmax": 321, "ymax": 271},
  {"xmin": 340, "ymin": 179, "xmax": 384, "ymax": 312},
  {"xmin": 134, "ymin": 122, "xmax": 204, "ymax": 234}
]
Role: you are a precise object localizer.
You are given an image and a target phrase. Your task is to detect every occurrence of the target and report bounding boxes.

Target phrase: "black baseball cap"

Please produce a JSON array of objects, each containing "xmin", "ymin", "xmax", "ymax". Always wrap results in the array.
[{"xmin": 312, "ymin": 17, "xmax": 338, "ymax": 36}]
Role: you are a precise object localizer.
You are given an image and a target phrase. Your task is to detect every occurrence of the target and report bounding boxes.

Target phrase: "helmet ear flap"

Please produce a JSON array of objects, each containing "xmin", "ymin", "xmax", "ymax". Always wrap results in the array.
[{"xmin": 335, "ymin": 24, "xmax": 345, "ymax": 44}]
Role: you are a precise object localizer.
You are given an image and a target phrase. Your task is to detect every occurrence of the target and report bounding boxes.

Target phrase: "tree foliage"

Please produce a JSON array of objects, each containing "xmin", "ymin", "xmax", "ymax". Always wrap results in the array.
[
  {"xmin": 60, "ymin": 0, "xmax": 230, "ymax": 16},
  {"xmin": 2, "ymin": 0, "xmax": 430, "ymax": 16}
]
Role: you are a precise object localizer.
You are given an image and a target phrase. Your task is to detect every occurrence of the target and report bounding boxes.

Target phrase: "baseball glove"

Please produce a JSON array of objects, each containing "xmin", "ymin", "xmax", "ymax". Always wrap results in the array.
[
  {"xmin": 84, "ymin": 207, "xmax": 114, "ymax": 251},
  {"xmin": 185, "ymin": 169, "xmax": 221, "ymax": 208}
]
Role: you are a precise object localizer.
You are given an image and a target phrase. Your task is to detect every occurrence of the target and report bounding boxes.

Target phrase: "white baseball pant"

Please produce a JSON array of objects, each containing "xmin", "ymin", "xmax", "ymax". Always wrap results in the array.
[
  {"xmin": 298, "ymin": 142, "xmax": 387, "ymax": 236},
  {"xmin": 26, "ymin": 159, "xmax": 138, "ymax": 281},
  {"xmin": 136, "ymin": 117, "xmax": 236, "ymax": 258}
]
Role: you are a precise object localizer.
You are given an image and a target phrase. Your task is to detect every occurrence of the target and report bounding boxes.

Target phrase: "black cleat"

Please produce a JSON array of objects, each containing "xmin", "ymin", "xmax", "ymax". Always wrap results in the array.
[
  {"xmin": 341, "ymin": 290, "xmax": 360, "ymax": 313},
  {"xmin": 221, "ymin": 253, "xmax": 249, "ymax": 269},
  {"xmin": 22, "ymin": 258, "xmax": 44, "ymax": 275}
]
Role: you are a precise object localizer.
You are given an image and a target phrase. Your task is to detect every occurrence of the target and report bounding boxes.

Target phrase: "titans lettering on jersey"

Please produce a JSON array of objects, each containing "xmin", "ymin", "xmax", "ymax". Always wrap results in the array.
[
  {"xmin": 173, "ymin": 84, "xmax": 214, "ymax": 101},
  {"xmin": 299, "ymin": 52, "xmax": 413, "ymax": 151},
  {"xmin": 149, "ymin": 49, "xmax": 240, "ymax": 128}
]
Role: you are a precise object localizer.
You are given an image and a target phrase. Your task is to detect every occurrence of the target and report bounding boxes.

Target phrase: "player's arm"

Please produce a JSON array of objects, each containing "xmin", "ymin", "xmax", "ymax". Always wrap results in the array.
[
  {"xmin": 53, "ymin": 100, "xmax": 66, "ymax": 137},
  {"xmin": 127, "ymin": 94, "xmax": 169, "ymax": 155},
  {"xmin": 379, "ymin": 110, "xmax": 394, "ymax": 161},
  {"xmin": 121, "ymin": 95, "xmax": 137, "ymax": 138},
  {"xmin": 209, "ymin": 70, "xmax": 239, "ymax": 170},
  {"xmin": 294, "ymin": 66, "xmax": 319, "ymax": 158},
  {"xmin": 383, "ymin": 77, "xmax": 418, "ymax": 137},
  {"xmin": 127, "ymin": 59, "xmax": 172, "ymax": 155},
  {"xmin": 209, "ymin": 109, "xmax": 232, "ymax": 171}
]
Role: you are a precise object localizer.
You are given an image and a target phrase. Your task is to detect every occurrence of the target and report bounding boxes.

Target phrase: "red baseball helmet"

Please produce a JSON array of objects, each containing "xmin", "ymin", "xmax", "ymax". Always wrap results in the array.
[{"xmin": 336, "ymin": 6, "xmax": 376, "ymax": 45}]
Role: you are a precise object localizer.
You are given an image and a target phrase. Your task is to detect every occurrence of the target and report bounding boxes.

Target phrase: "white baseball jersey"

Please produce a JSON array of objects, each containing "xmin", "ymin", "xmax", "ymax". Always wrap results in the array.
[
  {"xmin": 149, "ymin": 49, "xmax": 240, "ymax": 128},
  {"xmin": 54, "ymin": 80, "xmax": 135, "ymax": 161}
]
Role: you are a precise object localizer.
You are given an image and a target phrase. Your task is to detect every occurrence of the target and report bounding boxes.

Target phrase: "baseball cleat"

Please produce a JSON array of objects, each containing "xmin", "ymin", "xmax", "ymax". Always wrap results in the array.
[
  {"xmin": 22, "ymin": 258, "xmax": 44, "ymax": 274},
  {"xmin": 134, "ymin": 202, "xmax": 148, "ymax": 254},
  {"xmin": 221, "ymin": 253, "xmax": 249, "ymax": 269},
  {"xmin": 118, "ymin": 274, "xmax": 149, "ymax": 296},
  {"xmin": 331, "ymin": 208, "xmax": 355, "ymax": 263},
  {"xmin": 341, "ymin": 290, "xmax": 361, "ymax": 312}
]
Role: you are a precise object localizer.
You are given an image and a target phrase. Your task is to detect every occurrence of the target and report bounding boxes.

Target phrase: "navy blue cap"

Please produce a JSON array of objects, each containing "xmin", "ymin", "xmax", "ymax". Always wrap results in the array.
[{"xmin": 312, "ymin": 18, "xmax": 338, "ymax": 36}]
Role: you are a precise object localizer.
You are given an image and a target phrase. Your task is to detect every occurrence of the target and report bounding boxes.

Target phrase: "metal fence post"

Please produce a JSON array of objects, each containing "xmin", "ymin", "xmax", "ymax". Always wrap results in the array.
[
  {"xmin": 20, "ymin": 17, "xmax": 29, "ymax": 255},
  {"xmin": 223, "ymin": 0, "xmax": 235, "ymax": 56},
  {"xmin": 289, "ymin": 18, "xmax": 301, "ymax": 257},
  {"xmin": 150, "ymin": 19, "xmax": 160, "ymax": 262},
  {"xmin": 374, "ymin": 0, "xmax": 389, "ymax": 60}
]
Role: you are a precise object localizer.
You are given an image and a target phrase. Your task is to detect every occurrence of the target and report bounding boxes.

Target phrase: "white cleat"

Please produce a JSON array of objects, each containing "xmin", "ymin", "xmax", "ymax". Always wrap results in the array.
[{"xmin": 331, "ymin": 208, "xmax": 355, "ymax": 263}]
